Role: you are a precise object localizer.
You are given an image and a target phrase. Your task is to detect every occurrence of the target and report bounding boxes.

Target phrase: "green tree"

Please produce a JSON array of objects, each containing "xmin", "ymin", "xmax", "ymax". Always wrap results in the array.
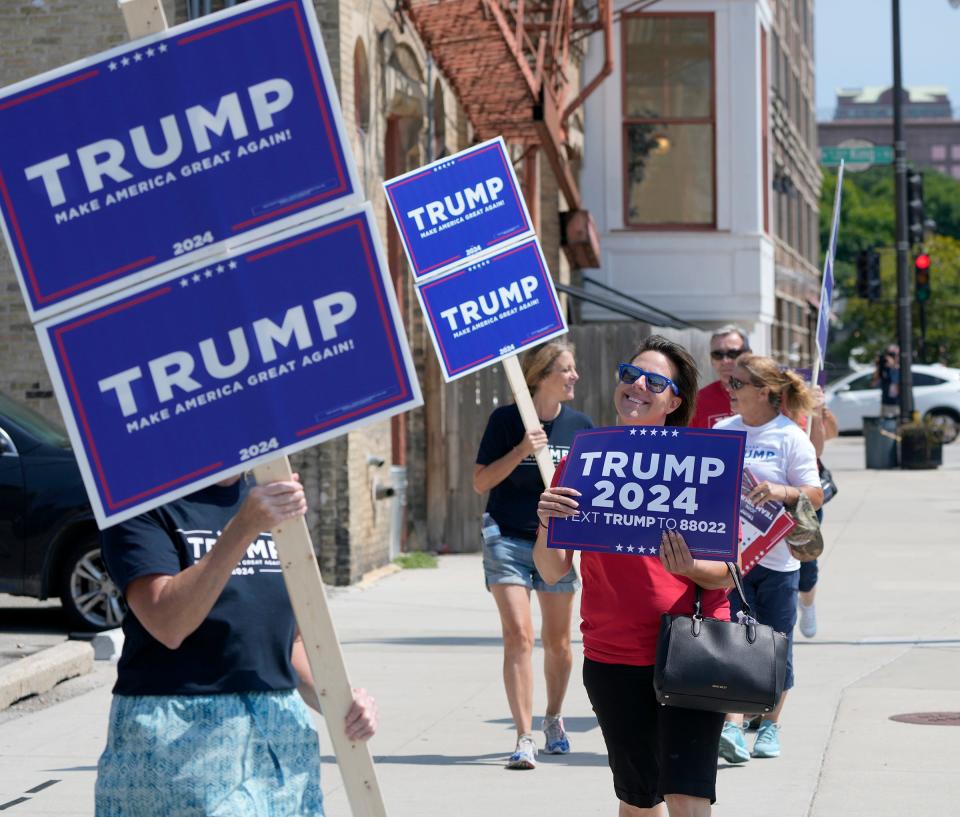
[{"xmin": 820, "ymin": 167, "xmax": 960, "ymax": 369}]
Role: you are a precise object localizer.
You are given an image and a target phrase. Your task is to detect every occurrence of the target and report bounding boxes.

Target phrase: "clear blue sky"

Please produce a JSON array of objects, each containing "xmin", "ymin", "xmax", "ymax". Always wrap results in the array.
[{"xmin": 815, "ymin": 0, "xmax": 960, "ymax": 117}]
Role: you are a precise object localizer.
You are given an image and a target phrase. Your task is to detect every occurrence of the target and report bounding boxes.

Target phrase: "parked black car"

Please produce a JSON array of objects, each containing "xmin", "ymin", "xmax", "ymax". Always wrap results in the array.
[{"xmin": 0, "ymin": 391, "xmax": 125, "ymax": 630}]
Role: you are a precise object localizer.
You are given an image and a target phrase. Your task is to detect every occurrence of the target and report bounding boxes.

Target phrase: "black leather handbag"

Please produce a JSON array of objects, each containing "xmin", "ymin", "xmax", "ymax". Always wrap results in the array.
[{"xmin": 654, "ymin": 564, "xmax": 788, "ymax": 715}]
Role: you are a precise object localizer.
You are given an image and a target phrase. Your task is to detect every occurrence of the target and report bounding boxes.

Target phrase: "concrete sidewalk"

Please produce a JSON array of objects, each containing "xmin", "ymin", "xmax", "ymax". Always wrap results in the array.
[{"xmin": 1, "ymin": 437, "xmax": 958, "ymax": 816}]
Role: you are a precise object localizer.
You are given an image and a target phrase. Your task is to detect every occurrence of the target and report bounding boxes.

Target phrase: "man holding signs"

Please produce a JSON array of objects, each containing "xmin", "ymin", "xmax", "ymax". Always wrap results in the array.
[{"xmin": 534, "ymin": 336, "xmax": 738, "ymax": 817}]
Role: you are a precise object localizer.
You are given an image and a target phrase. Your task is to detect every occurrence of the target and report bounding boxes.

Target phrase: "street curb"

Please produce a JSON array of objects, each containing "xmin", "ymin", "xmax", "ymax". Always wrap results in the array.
[
  {"xmin": 355, "ymin": 562, "xmax": 402, "ymax": 590},
  {"xmin": 0, "ymin": 640, "xmax": 94, "ymax": 711}
]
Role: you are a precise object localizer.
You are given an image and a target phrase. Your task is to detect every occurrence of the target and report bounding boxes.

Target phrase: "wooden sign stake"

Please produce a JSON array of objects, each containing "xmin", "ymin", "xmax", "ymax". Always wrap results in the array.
[
  {"xmin": 502, "ymin": 354, "xmax": 555, "ymax": 487},
  {"xmin": 118, "ymin": 2, "xmax": 388, "ymax": 814}
]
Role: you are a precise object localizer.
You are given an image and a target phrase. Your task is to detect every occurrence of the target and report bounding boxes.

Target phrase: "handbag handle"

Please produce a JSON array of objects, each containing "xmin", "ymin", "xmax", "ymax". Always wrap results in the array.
[{"xmin": 692, "ymin": 562, "xmax": 755, "ymax": 621}]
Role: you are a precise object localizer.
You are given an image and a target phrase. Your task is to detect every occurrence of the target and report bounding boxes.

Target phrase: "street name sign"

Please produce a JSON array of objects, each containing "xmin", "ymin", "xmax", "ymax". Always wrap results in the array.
[
  {"xmin": 415, "ymin": 238, "xmax": 567, "ymax": 381},
  {"xmin": 37, "ymin": 204, "xmax": 420, "ymax": 527},
  {"xmin": 820, "ymin": 145, "xmax": 892, "ymax": 168},
  {"xmin": 383, "ymin": 136, "xmax": 535, "ymax": 281},
  {"xmin": 0, "ymin": 0, "xmax": 360, "ymax": 320},
  {"xmin": 547, "ymin": 426, "xmax": 746, "ymax": 561}
]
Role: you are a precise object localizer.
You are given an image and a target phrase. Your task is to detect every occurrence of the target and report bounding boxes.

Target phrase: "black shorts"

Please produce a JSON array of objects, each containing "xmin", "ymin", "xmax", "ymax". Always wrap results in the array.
[{"xmin": 583, "ymin": 658, "xmax": 724, "ymax": 809}]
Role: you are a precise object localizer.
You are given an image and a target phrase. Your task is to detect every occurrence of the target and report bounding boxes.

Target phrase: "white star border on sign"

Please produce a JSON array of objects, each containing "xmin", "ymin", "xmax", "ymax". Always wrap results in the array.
[{"xmin": 106, "ymin": 42, "xmax": 168, "ymax": 72}]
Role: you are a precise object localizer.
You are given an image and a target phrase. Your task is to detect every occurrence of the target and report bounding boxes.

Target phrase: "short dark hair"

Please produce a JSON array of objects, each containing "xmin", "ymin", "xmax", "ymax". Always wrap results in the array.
[{"xmin": 627, "ymin": 335, "xmax": 700, "ymax": 427}]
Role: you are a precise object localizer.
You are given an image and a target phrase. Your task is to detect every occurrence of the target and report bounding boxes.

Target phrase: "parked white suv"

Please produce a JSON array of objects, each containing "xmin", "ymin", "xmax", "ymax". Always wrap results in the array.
[{"xmin": 825, "ymin": 364, "xmax": 960, "ymax": 443}]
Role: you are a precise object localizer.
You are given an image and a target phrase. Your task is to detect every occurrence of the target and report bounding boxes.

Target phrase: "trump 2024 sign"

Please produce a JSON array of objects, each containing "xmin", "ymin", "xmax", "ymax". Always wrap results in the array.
[
  {"xmin": 0, "ymin": 0, "xmax": 359, "ymax": 320},
  {"xmin": 383, "ymin": 137, "xmax": 534, "ymax": 281},
  {"xmin": 547, "ymin": 427, "xmax": 747, "ymax": 561},
  {"xmin": 37, "ymin": 205, "xmax": 421, "ymax": 527}
]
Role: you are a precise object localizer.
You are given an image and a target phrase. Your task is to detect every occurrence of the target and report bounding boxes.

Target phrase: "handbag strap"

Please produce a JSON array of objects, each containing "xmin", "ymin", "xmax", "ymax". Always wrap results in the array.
[{"xmin": 692, "ymin": 562, "xmax": 755, "ymax": 620}]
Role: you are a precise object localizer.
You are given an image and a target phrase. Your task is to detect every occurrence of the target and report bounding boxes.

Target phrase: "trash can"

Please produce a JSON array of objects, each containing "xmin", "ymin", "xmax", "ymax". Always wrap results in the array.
[{"xmin": 863, "ymin": 416, "xmax": 898, "ymax": 469}]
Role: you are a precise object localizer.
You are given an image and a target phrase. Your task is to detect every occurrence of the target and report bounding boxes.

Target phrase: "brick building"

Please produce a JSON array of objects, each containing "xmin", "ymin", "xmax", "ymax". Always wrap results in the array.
[{"xmin": 819, "ymin": 86, "xmax": 960, "ymax": 181}]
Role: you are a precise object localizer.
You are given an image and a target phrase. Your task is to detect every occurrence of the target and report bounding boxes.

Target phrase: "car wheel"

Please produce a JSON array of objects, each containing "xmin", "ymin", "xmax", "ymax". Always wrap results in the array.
[
  {"xmin": 59, "ymin": 537, "xmax": 127, "ymax": 631},
  {"xmin": 926, "ymin": 411, "xmax": 959, "ymax": 445}
]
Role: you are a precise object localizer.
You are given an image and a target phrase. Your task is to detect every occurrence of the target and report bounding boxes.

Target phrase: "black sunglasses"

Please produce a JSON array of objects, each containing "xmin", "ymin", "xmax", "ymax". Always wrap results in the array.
[
  {"xmin": 727, "ymin": 375, "xmax": 761, "ymax": 391},
  {"xmin": 710, "ymin": 348, "xmax": 746, "ymax": 361},
  {"xmin": 617, "ymin": 363, "xmax": 680, "ymax": 395}
]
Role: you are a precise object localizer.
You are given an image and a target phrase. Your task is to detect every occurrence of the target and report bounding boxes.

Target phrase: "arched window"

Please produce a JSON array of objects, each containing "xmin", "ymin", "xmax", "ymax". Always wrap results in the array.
[
  {"xmin": 432, "ymin": 79, "xmax": 446, "ymax": 159},
  {"xmin": 353, "ymin": 38, "xmax": 370, "ymax": 132}
]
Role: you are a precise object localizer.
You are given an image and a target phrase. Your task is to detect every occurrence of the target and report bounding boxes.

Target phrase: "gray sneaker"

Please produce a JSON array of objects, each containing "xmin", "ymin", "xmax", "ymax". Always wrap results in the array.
[
  {"xmin": 506, "ymin": 734, "xmax": 537, "ymax": 769},
  {"xmin": 543, "ymin": 715, "xmax": 570, "ymax": 754}
]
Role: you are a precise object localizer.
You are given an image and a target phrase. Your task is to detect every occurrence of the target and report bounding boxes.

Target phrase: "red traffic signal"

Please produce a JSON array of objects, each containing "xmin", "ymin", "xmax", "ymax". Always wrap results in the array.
[{"xmin": 915, "ymin": 253, "xmax": 932, "ymax": 302}]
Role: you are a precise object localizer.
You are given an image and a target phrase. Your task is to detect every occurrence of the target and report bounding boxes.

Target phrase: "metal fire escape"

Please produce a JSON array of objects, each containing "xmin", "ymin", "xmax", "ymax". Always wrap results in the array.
[{"xmin": 399, "ymin": 0, "xmax": 613, "ymax": 266}]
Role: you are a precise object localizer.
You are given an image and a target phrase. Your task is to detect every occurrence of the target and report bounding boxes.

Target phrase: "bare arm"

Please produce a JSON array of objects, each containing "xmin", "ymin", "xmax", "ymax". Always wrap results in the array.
[
  {"xmin": 125, "ymin": 478, "xmax": 307, "ymax": 650},
  {"xmin": 291, "ymin": 634, "xmax": 378, "ymax": 741},
  {"xmin": 532, "ymin": 485, "xmax": 578, "ymax": 584},
  {"xmin": 473, "ymin": 428, "xmax": 548, "ymax": 494}
]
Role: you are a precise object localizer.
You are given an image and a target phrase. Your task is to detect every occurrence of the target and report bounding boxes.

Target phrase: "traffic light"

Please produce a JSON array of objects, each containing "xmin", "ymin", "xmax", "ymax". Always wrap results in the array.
[
  {"xmin": 914, "ymin": 252, "xmax": 931, "ymax": 302},
  {"xmin": 855, "ymin": 248, "xmax": 881, "ymax": 301},
  {"xmin": 907, "ymin": 170, "xmax": 925, "ymax": 247}
]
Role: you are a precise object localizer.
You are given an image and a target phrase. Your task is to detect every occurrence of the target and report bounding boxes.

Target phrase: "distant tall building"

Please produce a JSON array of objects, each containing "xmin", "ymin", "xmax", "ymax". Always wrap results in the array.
[{"xmin": 819, "ymin": 86, "xmax": 960, "ymax": 180}]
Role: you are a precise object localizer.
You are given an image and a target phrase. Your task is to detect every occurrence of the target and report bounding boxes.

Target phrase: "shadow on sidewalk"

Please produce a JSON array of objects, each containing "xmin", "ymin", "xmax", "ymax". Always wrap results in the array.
[
  {"xmin": 486, "ymin": 716, "xmax": 600, "ymax": 733},
  {"xmin": 321, "ymin": 751, "xmax": 612, "ymax": 767},
  {"xmin": 0, "ymin": 605, "xmax": 69, "ymax": 635}
]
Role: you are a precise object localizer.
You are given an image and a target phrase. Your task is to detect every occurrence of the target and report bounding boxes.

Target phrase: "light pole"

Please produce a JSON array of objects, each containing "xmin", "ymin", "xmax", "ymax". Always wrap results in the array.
[{"xmin": 891, "ymin": 0, "xmax": 915, "ymax": 422}]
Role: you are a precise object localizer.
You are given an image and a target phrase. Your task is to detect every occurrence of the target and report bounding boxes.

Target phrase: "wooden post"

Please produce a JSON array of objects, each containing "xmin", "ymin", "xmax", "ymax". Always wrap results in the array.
[
  {"xmin": 502, "ymin": 354, "xmax": 555, "ymax": 486},
  {"xmin": 253, "ymin": 457, "xmax": 387, "ymax": 817},
  {"xmin": 117, "ymin": 2, "xmax": 388, "ymax": 814}
]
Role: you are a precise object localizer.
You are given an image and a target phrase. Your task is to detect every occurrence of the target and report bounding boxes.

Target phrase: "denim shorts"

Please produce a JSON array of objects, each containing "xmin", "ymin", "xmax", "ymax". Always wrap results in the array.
[
  {"xmin": 729, "ymin": 564, "xmax": 799, "ymax": 690},
  {"xmin": 483, "ymin": 533, "xmax": 579, "ymax": 593},
  {"xmin": 96, "ymin": 689, "xmax": 323, "ymax": 816}
]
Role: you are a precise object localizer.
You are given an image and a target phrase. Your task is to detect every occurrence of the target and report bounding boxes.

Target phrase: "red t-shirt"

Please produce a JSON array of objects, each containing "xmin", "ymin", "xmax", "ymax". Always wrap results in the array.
[
  {"xmin": 690, "ymin": 380, "xmax": 733, "ymax": 429},
  {"xmin": 552, "ymin": 458, "xmax": 731, "ymax": 667}
]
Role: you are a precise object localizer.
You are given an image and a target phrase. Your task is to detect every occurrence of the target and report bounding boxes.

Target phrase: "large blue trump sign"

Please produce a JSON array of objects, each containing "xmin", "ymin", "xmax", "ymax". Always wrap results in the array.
[
  {"xmin": 383, "ymin": 137, "xmax": 534, "ymax": 281},
  {"xmin": 37, "ymin": 205, "xmax": 420, "ymax": 526},
  {"xmin": 547, "ymin": 427, "xmax": 746, "ymax": 561},
  {"xmin": 0, "ymin": 0, "xmax": 359, "ymax": 320},
  {"xmin": 416, "ymin": 238, "xmax": 567, "ymax": 381}
]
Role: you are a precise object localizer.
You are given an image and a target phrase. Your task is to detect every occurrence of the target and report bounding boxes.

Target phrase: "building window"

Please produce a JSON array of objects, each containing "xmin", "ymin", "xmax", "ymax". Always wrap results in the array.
[
  {"xmin": 353, "ymin": 39, "xmax": 370, "ymax": 133},
  {"xmin": 931, "ymin": 145, "xmax": 947, "ymax": 161},
  {"xmin": 622, "ymin": 13, "xmax": 715, "ymax": 228},
  {"xmin": 952, "ymin": 145, "xmax": 960, "ymax": 160},
  {"xmin": 952, "ymin": 166, "xmax": 960, "ymax": 180}
]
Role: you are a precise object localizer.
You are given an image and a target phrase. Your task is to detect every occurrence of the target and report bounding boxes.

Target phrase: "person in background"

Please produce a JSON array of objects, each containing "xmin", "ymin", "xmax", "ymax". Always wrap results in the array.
[
  {"xmin": 870, "ymin": 344, "xmax": 901, "ymax": 419},
  {"xmin": 473, "ymin": 341, "xmax": 593, "ymax": 769},
  {"xmin": 95, "ymin": 473, "xmax": 377, "ymax": 817},
  {"xmin": 535, "ymin": 335, "xmax": 735, "ymax": 817},
  {"xmin": 689, "ymin": 326, "xmax": 750, "ymax": 429},
  {"xmin": 792, "ymin": 388, "xmax": 839, "ymax": 639},
  {"xmin": 715, "ymin": 355, "xmax": 823, "ymax": 765}
]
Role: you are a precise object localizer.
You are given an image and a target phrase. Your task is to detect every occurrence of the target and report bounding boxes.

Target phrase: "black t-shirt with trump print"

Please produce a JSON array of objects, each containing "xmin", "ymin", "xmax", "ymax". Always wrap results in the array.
[
  {"xmin": 476, "ymin": 403, "xmax": 593, "ymax": 541},
  {"xmin": 101, "ymin": 478, "xmax": 297, "ymax": 696}
]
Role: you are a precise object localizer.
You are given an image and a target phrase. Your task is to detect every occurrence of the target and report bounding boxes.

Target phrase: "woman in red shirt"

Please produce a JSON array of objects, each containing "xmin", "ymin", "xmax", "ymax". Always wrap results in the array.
[{"xmin": 534, "ymin": 335, "xmax": 735, "ymax": 817}]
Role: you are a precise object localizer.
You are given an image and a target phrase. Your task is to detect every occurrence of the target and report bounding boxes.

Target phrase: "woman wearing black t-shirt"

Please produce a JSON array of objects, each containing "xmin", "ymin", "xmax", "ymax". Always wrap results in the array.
[
  {"xmin": 95, "ymin": 474, "xmax": 377, "ymax": 816},
  {"xmin": 474, "ymin": 341, "xmax": 593, "ymax": 769}
]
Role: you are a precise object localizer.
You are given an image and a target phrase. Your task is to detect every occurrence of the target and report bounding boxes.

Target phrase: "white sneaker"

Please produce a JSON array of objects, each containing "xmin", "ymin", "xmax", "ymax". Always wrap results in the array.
[
  {"xmin": 798, "ymin": 601, "xmax": 817, "ymax": 638},
  {"xmin": 506, "ymin": 734, "xmax": 537, "ymax": 769}
]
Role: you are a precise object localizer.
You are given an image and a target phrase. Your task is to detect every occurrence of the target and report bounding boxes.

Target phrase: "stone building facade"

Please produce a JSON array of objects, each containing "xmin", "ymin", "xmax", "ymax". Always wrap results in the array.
[{"xmin": 0, "ymin": 0, "xmax": 582, "ymax": 579}]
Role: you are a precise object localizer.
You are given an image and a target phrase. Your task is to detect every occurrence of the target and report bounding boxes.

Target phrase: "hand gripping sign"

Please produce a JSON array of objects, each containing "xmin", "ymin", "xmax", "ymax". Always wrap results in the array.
[
  {"xmin": 0, "ymin": 0, "xmax": 360, "ymax": 320},
  {"xmin": 383, "ymin": 136, "xmax": 535, "ymax": 281},
  {"xmin": 547, "ymin": 426, "xmax": 747, "ymax": 561}
]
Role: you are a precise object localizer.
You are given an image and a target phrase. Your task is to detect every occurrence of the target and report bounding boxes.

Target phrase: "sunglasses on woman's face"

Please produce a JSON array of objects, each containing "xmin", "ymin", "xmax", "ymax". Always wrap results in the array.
[
  {"xmin": 617, "ymin": 363, "xmax": 680, "ymax": 395},
  {"xmin": 710, "ymin": 348, "xmax": 745, "ymax": 361},
  {"xmin": 727, "ymin": 375, "xmax": 760, "ymax": 391}
]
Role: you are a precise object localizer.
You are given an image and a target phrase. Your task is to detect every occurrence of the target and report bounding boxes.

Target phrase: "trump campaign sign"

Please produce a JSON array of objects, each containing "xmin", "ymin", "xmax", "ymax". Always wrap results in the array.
[
  {"xmin": 0, "ymin": 0, "xmax": 360, "ymax": 320},
  {"xmin": 547, "ymin": 426, "xmax": 747, "ymax": 561},
  {"xmin": 416, "ymin": 238, "xmax": 567, "ymax": 381},
  {"xmin": 383, "ymin": 137, "xmax": 535, "ymax": 281},
  {"xmin": 37, "ymin": 204, "xmax": 421, "ymax": 527}
]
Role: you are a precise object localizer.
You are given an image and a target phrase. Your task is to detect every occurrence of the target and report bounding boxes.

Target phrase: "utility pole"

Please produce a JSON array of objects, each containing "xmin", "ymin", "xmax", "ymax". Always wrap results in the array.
[{"xmin": 892, "ymin": 0, "xmax": 915, "ymax": 422}]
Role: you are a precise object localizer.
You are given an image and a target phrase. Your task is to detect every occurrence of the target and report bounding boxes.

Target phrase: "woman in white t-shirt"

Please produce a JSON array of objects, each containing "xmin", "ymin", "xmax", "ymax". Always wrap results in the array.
[{"xmin": 713, "ymin": 354, "xmax": 823, "ymax": 764}]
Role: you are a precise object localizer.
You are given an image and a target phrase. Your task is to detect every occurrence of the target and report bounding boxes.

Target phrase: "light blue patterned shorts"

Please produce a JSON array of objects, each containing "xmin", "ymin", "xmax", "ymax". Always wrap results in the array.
[{"xmin": 95, "ymin": 689, "xmax": 323, "ymax": 817}]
